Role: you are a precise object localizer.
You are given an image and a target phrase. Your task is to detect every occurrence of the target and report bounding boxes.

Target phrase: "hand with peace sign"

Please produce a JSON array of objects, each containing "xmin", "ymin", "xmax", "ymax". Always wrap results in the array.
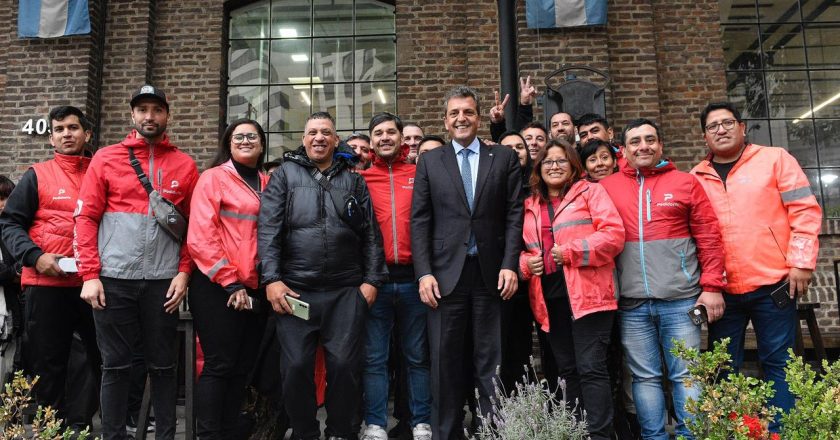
[
  {"xmin": 520, "ymin": 75, "xmax": 537, "ymax": 106},
  {"xmin": 489, "ymin": 90, "xmax": 510, "ymax": 124}
]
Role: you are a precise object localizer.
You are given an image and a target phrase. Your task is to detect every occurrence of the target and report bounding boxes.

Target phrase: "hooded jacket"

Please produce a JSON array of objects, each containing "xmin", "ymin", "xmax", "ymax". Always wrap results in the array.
[
  {"xmin": 74, "ymin": 131, "xmax": 198, "ymax": 281},
  {"xmin": 0, "ymin": 152, "xmax": 90, "ymax": 288},
  {"xmin": 600, "ymin": 160, "xmax": 726, "ymax": 300},
  {"xmin": 519, "ymin": 179, "xmax": 624, "ymax": 329},
  {"xmin": 258, "ymin": 146, "xmax": 388, "ymax": 290},
  {"xmin": 188, "ymin": 160, "xmax": 269, "ymax": 291},
  {"xmin": 360, "ymin": 145, "xmax": 415, "ymax": 281},
  {"xmin": 691, "ymin": 144, "xmax": 821, "ymax": 294}
]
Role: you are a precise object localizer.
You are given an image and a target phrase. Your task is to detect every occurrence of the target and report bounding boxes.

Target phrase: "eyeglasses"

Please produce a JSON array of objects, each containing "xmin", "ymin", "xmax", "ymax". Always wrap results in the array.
[
  {"xmin": 541, "ymin": 159, "xmax": 570, "ymax": 168},
  {"xmin": 704, "ymin": 119, "xmax": 738, "ymax": 134},
  {"xmin": 232, "ymin": 133, "xmax": 259, "ymax": 143}
]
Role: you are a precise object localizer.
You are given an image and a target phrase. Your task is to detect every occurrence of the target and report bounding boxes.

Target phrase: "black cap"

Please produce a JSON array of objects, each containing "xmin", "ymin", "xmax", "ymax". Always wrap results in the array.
[{"xmin": 130, "ymin": 84, "xmax": 169, "ymax": 109}]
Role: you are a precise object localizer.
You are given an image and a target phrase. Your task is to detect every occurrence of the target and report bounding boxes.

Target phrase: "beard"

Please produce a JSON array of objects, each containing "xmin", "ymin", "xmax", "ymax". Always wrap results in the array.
[{"xmin": 136, "ymin": 122, "xmax": 166, "ymax": 140}]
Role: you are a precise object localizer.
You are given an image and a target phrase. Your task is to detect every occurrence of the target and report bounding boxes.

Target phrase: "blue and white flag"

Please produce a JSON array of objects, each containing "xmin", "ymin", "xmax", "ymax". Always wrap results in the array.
[
  {"xmin": 18, "ymin": 0, "xmax": 91, "ymax": 38},
  {"xmin": 526, "ymin": 0, "xmax": 607, "ymax": 29}
]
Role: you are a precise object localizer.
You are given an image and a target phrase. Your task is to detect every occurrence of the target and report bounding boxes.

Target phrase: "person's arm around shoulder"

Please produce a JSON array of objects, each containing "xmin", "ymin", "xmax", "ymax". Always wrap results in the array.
[
  {"xmin": 687, "ymin": 176, "xmax": 727, "ymax": 322},
  {"xmin": 257, "ymin": 164, "xmax": 299, "ymax": 314},
  {"xmin": 411, "ymin": 151, "xmax": 440, "ymax": 308}
]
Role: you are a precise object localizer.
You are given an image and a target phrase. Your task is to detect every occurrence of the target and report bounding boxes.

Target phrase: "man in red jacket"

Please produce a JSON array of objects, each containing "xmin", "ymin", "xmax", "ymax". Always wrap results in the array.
[
  {"xmin": 75, "ymin": 85, "xmax": 198, "ymax": 440},
  {"xmin": 600, "ymin": 118, "xmax": 726, "ymax": 440},
  {"xmin": 359, "ymin": 113, "xmax": 431, "ymax": 440},
  {"xmin": 0, "ymin": 105, "xmax": 100, "ymax": 430}
]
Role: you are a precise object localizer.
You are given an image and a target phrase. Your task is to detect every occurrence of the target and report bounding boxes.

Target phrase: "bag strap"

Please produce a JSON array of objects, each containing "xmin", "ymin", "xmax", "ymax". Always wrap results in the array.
[{"xmin": 127, "ymin": 148, "xmax": 155, "ymax": 195}]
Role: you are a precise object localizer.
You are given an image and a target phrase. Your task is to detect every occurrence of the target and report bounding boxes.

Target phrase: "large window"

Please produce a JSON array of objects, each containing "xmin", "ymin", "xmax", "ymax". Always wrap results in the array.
[
  {"xmin": 226, "ymin": 0, "xmax": 396, "ymax": 159},
  {"xmin": 721, "ymin": 0, "xmax": 840, "ymax": 217}
]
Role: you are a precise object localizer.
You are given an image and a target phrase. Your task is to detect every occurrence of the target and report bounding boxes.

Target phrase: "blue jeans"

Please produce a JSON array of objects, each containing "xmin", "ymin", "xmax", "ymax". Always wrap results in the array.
[
  {"xmin": 363, "ymin": 282, "xmax": 431, "ymax": 427},
  {"xmin": 619, "ymin": 296, "xmax": 700, "ymax": 440},
  {"xmin": 709, "ymin": 285, "xmax": 796, "ymax": 433}
]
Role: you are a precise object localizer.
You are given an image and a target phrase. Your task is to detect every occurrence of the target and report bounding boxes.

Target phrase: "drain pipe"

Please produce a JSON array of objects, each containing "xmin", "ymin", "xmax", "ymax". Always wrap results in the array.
[{"xmin": 497, "ymin": 0, "xmax": 519, "ymax": 130}]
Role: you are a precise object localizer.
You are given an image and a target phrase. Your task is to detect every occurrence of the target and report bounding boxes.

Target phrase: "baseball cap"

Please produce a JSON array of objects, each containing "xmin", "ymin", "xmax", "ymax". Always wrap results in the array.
[{"xmin": 130, "ymin": 84, "xmax": 169, "ymax": 109}]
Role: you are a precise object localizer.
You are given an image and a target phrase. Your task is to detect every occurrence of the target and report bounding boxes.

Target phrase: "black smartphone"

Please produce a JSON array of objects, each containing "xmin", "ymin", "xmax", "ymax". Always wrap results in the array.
[
  {"xmin": 687, "ymin": 304, "xmax": 707, "ymax": 326},
  {"xmin": 770, "ymin": 282, "xmax": 792, "ymax": 309}
]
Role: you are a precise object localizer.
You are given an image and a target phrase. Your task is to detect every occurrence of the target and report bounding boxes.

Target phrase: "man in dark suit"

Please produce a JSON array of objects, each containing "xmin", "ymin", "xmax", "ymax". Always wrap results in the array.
[{"xmin": 411, "ymin": 86, "xmax": 523, "ymax": 439}]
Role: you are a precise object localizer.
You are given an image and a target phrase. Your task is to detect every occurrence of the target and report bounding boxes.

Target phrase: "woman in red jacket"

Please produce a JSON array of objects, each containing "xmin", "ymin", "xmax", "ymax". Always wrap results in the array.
[
  {"xmin": 187, "ymin": 118, "xmax": 269, "ymax": 439},
  {"xmin": 519, "ymin": 139, "xmax": 625, "ymax": 440}
]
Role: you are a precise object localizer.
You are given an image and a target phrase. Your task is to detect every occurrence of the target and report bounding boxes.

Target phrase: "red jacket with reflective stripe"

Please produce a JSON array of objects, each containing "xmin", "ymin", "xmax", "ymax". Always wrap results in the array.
[
  {"xmin": 74, "ymin": 132, "xmax": 198, "ymax": 281},
  {"xmin": 360, "ymin": 145, "xmax": 415, "ymax": 266},
  {"xmin": 187, "ymin": 161, "xmax": 268, "ymax": 289},
  {"xmin": 519, "ymin": 179, "xmax": 624, "ymax": 330},
  {"xmin": 691, "ymin": 144, "xmax": 822, "ymax": 294},
  {"xmin": 21, "ymin": 154, "xmax": 89, "ymax": 288}
]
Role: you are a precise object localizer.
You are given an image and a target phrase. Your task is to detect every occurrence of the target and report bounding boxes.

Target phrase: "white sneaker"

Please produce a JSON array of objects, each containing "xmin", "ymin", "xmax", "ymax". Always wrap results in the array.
[
  {"xmin": 361, "ymin": 424, "xmax": 388, "ymax": 440},
  {"xmin": 412, "ymin": 423, "xmax": 432, "ymax": 440}
]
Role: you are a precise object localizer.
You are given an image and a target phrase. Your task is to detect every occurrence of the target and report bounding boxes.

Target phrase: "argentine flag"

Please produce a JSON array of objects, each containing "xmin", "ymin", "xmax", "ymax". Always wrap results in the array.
[
  {"xmin": 526, "ymin": 0, "xmax": 607, "ymax": 29},
  {"xmin": 18, "ymin": 0, "xmax": 91, "ymax": 38}
]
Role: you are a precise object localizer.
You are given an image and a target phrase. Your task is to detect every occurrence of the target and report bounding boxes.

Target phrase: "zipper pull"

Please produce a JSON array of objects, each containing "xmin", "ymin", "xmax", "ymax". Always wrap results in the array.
[{"xmin": 646, "ymin": 189, "xmax": 652, "ymax": 222}]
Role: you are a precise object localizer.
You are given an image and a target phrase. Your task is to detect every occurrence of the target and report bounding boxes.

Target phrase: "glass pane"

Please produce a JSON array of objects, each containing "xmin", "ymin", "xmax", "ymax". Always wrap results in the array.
[
  {"xmin": 726, "ymin": 71, "xmax": 768, "ymax": 118},
  {"xmin": 765, "ymin": 70, "xmax": 810, "ymax": 118},
  {"xmin": 268, "ymin": 85, "xmax": 313, "ymax": 132},
  {"xmin": 229, "ymin": 1, "xmax": 269, "ymax": 39},
  {"xmin": 722, "ymin": 25, "xmax": 763, "ymax": 70},
  {"xmin": 808, "ymin": 70, "xmax": 840, "ymax": 119},
  {"xmin": 720, "ymin": 0, "xmax": 758, "ymax": 23},
  {"xmin": 312, "ymin": 83, "xmax": 354, "ymax": 131},
  {"xmin": 314, "ymin": 0, "xmax": 353, "ymax": 37},
  {"xmin": 228, "ymin": 86, "xmax": 269, "ymax": 129},
  {"xmin": 270, "ymin": 39, "xmax": 312, "ymax": 83},
  {"xmin": 268, "ymin": 132, "xmax": 303, "ymax": 160},
  {"xmin": 356, "ymin": 0, "xmax": 395, "ymax": 35},
  {"xmin": 822, "ymin": 168, "xmax": 840, "ymax": 218},
  {"xmin": 743, "ymin": 119, "xmax": 771, "ymax": 146},
  {"xmin": 805, "ymin": 24, "xmax": 840, "ymax": 69},
  {"xmin": 815, "ymin": 120, "xmax": 840, "ymax": 167},
  {"xmin": 802, "ymin": 0, "xmax": 840, "ymax": 22},
  {"xmin": 271, "ymin": 0, "xmax": 311, "ymax": 38},
  {"xmin": 803, "ymin": 168, "xmax": 824, "ymax": 212},
  {"xmin": 761, "ymin": 24, "xmax": 806, "ymax": 70},
  {"xmin": 355, "ymin": 36, "xmax": 396, "ymax": 81},
  {"xmin": 770, "ymin": 119, "xmax": 817, "ymax": 167},
  {"xmin": 313, "ymin": 38, "xmax": 354, "ymax": 82},
  {"xmin": 228, "ymin": 40, "xmax": 269, "ymax": 85},
  {"xmin": 757, "ymin": 0, "xmax": 799, "ymax": 23},
  {"xmin": 354, "ymin": 82, "xmax": 396, "ymax": 128}
]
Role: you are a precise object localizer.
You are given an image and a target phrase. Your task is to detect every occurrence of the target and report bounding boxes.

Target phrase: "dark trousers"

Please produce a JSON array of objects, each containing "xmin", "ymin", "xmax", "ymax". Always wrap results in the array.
[
  {"xmin": 275, "ymin": 285, "xmax": 368, "ymax": 440},
  {"xmin": 189, "ymin": 272, "xmax": 266, "ymax": 440},
  {"xmin": 544, "ymin": 292, "xmax": 615, "ymax": 440},
  {"xmin": 499, "ymin": 281, "xmax": 534, "ymax": 393},
  {"xmin": 93, "ymin": 277, "xmax": 178, "ymax": 440},
  {"xmin": 24, "ymin": 285, "xmax": 101, "ymax": 426},
  {"xmin": 428, "ymin": 257, "xmax": 502, "ymax": 440}
]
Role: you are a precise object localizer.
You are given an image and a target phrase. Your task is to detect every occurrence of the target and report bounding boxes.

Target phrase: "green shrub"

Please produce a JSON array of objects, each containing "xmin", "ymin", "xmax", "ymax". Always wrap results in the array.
[
  {"xmin": 780, "ymin": 350, "xmax": 840, "ymax": 440},
  {"xmin": 0, "ymin": 371, "xmax": 94, "ymax": 439}
]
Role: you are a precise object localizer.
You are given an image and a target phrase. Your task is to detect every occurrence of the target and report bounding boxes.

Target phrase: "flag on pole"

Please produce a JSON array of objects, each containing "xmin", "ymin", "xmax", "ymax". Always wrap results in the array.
[
  {"xmin": 18, "ymin": 0, "xmax": 91, "ymax": 38},
  {"xmin": 526, "ymin": 0, "xmax": 607, "ymax": 29}
]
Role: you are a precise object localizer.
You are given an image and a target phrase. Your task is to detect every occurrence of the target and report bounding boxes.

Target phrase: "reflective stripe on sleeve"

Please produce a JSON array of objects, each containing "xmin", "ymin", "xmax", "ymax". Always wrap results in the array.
[
  {"xmin": 220, "ymin": 209, "xmax": 259, "ymax": 221},
  {"xmin": 780, "ymin": 186, "xmax": 813, "ymax": 203},
  {"xmin": 525, "ymin": 242, "xmax": 540, "ymax": 250},
  {"xmin": 207, "ymin": 258, "xmax": 229, "ymax": 278},
  {"xmin": 551, "ymin": 218, "xmax": 593, "ymax": 233},
  {"xmin": 582, "ymin": 239, "xmax": 590, "ymax": 266}
]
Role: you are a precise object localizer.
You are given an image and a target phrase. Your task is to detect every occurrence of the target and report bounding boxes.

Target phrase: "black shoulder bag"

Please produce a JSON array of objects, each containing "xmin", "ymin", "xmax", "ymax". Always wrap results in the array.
[
  {"xmin": 309, "ymin": 168, "xmax": 366, "ymax": 234},
  {"xmin": 128, "ymin": 149, "xmax": 188, "ymax": 242}
]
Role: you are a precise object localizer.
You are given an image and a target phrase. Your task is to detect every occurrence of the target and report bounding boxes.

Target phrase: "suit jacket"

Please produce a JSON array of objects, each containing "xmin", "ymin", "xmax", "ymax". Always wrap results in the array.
[{"xmin": 411, "ymin": 140, "xmax": 523, "ymax": 296}]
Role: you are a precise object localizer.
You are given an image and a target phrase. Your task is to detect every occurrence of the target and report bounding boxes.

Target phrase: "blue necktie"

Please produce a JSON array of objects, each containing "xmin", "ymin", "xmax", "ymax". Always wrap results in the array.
[{"xmin": 459, "ymin": 148, "xmax": 477, "ymax": 255}]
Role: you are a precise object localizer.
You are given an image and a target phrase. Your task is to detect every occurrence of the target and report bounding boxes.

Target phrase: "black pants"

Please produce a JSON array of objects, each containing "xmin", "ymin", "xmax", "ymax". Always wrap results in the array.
[
  {"xmin": 428, "ymin": 257, "xmax": 502, "ymax": 440},
  {"xmin": 93, "ymin": 277, "xmax": 178, "ymax": 440},
  {"xmin": 189, "ymin": 272, "xmax": 266, "ymax": 440},
  {"xmin": 499, "ymin": 281, "xmax": 534, "ymax": 393},
  {"xmin": 543, "ymin": 274, "xmax": 615, "ymax": 440},
  {"xmin": 275, "ymin": 285, "xmax": 368, "ymax": 440},
  {"xmin": 24, "ymin": 285, "xmax": 101, "ymax": 426}
]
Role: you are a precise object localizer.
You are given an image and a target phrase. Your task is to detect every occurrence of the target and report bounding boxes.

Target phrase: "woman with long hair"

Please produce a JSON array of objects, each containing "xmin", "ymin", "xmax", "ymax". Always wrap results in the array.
[
  {"xmin": 187, "ymin": 118, "xmax": 269, "ymax": 439},
  {"xmin": 519, "ymin": 139, "xmax": 625, "ymax": 440}
]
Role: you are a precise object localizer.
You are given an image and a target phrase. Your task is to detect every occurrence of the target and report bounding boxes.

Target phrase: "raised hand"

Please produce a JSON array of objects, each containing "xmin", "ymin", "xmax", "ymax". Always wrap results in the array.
[
  {"xmin": 489, "ymin": 90, "xmax": 510, "ymax": 124},
  {"xmin": 520, "ymin": 75, "xmax": 537, "ymax": 106}
]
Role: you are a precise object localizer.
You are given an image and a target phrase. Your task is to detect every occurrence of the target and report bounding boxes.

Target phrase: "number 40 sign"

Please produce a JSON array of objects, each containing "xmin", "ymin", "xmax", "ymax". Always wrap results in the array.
[{"xmin": 22, "ymin": 118, "xmax": 49, "ymax": 136}]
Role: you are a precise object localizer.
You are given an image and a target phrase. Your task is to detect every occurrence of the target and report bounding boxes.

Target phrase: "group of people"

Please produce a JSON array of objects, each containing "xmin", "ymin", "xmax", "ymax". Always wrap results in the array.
[{"xmin": 0, "ymin": 79, "xmax": 822, "ymax": 440}]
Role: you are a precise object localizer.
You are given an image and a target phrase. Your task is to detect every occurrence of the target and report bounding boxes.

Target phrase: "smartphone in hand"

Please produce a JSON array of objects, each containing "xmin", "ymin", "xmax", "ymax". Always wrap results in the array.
[{"xmin": 58, "ymin": 257, "xmax": 78, "ymax": 273}]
